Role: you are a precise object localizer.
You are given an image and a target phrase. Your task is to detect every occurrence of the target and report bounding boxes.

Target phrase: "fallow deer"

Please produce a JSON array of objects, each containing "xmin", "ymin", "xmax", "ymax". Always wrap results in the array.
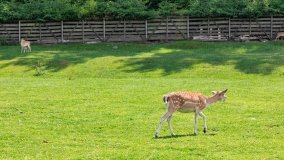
[
  {"xmin": 20, "ymin": 38, "xmax": 31, "ymax": 53},
  {"xmin": 275, "ymin": 32, "xmax": 284, "ymax": 40},
  {"xmin": 155, "ymin": 89, "xmax": 228, "ymax": 138}
]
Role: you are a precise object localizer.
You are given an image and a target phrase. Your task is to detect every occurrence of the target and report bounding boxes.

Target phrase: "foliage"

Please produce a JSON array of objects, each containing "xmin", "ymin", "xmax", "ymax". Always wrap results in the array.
[
  {"xmin": 0, "ymin": 1, "xmax": 20, "ymax": 22},
  {"xmin": 94, "ymin": 0, "xmax": 151, "ymax": 19},
  {"xmin": 20, "ymin": 0, "xmax": 78, "ymax": 21},
  {"xmin": 0, "ymin": 0, "xmax": 283, "ymax": 21},
  {"xmin": 0, "ymin": 0, "xmax": 78, "ymax": 22},
  {"xmin": 158, "ymin": 1, "xmax": 179, "ymax": 16}
]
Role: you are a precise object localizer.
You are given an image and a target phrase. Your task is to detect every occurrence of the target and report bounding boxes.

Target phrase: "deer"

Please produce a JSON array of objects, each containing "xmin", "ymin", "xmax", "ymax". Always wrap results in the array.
[
  {"xmin": 20, "ymin": 38, "xmax": 31, "ymax": 53},
  {"xmin": 275, "ymin": 32, "xmax": 284, "ymax": 40},
  {"xmin": 155, "ymin": 89, "xmax": 228, "ymax": 138}
]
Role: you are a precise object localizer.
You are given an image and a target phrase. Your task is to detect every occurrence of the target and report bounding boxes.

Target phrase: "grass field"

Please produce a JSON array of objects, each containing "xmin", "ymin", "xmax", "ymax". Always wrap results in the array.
[{"xmin": 0, "ymin": 40, "xmax": 283, "ymax": 159}]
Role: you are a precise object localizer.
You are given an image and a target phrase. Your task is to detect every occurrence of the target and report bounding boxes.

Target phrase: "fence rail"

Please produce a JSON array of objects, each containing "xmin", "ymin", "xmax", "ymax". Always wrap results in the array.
[{"xmin": 1, "ymin": 16, "xmax": 284, "ymax": 44}]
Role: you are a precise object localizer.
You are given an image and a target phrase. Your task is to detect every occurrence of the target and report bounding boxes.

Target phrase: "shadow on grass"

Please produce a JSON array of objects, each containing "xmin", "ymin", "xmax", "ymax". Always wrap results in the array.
[
  {"xmin": 0, "ymin": 43, "xmax": 154, "ymax": 72},
  {"xmin": 155, "ymin": 132, "xmax": 216, "ymax": 139},
  {"xmin": 119, "ymin": 41, "xmax": 284, "ymax": 75},
  {"xmin": 0, "ymin": 41, "xmax": 283, "ymax": 75},
  {"xmin": 154, "ymin": 134, "xmax": 196, "ymax": 139}
]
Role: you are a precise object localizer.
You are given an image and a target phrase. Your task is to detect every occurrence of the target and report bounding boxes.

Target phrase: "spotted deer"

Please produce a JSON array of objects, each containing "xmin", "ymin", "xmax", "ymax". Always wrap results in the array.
[
  {"xmin": 155, "ymin": 89, "xmax": 228, "ymax": 138},
  {"xmin": 275, "ymin": 32, "xmax": 284, "ymax": 40},
  {"xmin": 20, "ymin": 38, "xmax": 31, "ymax": 53}
]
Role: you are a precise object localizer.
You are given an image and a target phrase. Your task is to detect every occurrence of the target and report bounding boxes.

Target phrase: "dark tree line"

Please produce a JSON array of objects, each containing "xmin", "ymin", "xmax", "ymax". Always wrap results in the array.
[{"xmin": 0, "ymin": 0, "xmax": 284, "ymax": 22}]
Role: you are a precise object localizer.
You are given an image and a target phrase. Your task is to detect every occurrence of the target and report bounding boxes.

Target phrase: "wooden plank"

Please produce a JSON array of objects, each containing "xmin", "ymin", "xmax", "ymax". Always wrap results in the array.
[
  {"xmin": 1, "ymin": 23, "xmax": 18, "ymax": 26},
  {"xmin": 18, "ymin": 21, "xmax": 21, "ymax": 42}
]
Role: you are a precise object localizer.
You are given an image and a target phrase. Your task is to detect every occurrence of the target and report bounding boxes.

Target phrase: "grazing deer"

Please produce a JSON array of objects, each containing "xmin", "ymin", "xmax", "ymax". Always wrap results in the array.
[
  {"xmin": 275, "ymin": 32, "xmax": 284, "ymax": 40},
  {"xmin": 20, "ymin": 38, "xmax": 31, "ymax": 53},
  {"xmin": 155, "ymin": 89, "xmax": 228, "ymax": 138}
]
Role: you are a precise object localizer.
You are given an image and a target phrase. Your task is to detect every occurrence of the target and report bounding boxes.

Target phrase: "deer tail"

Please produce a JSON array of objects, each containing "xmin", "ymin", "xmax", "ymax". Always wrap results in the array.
[{"xmin": 163, "ymin": 95, "xmax": 169, "ymax": 104}]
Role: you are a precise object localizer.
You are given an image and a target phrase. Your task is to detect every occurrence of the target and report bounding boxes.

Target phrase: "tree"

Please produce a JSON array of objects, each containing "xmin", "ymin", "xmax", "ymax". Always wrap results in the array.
[{"xmin": 0, "ymin": 0, "xmax": 283, "ymax": 22}]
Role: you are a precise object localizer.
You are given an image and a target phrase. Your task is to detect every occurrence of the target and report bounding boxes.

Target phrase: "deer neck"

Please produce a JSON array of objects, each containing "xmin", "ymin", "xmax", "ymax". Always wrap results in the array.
[{"xmin": 206, "ymin": 95, "xmax": 219, "ymax": 106}]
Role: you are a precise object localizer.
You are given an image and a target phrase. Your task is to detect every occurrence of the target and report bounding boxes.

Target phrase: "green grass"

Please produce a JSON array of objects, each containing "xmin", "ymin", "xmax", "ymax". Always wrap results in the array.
[{"xmin": 0, "ymin": 41, "xmax": 283, "ymax": 159}]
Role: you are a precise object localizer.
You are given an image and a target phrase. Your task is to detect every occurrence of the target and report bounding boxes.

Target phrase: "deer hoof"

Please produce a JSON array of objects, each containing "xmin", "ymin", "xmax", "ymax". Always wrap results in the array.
[
  {"xmin": 154, "ymin": 134, "xmax": 159, "ymax": 139},
  {"xmin": 204, "ymin": 128, "xmax": 207, "ymax": 133}
]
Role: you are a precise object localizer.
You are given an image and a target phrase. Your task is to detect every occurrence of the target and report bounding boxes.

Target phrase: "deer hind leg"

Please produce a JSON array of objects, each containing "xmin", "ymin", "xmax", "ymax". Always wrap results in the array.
[
  {"xmin": 167, "ymin": 115, "xmax": 175, "ymax": 136},
  {"xmin": 22, "ymin": 46, "xmax": 27, "ymax": 53},
  {"xmin": 199, "ymin": 112, "xmax": 207, "ymax": 133}
]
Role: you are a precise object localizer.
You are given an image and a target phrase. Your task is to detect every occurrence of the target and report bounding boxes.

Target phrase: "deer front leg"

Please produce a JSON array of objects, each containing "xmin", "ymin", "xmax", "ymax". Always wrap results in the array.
[
  {"xmin": 155, "ymin": 111, "xmax": 172, "ymax": 138},
  {"xmin": 199, "ymin": 112, "xmax": 207, "ymax": 133},
  {"xmin": 167, "ymin": 115, "xmax": 175, "ymax": 137},
  {"xmin": 28, "ymin": 46, "xmax": 31, "ymax": 52},
  {"xmin": 194, "ymin": 111, "xmax": 199, "ymax": 135}
]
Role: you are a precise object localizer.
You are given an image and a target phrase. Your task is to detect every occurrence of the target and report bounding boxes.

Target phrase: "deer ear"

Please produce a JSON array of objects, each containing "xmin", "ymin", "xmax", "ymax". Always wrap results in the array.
[{"xmin": 221, "ymin": 89, "xmax": 228, "ymax": 94}]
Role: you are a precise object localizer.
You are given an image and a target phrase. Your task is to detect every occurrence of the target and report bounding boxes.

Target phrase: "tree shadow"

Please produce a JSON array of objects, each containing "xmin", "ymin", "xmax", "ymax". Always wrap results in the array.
[
  {"xmin": 0, "ymin": 43, "xmax": 156, "ymax": 73},
  {"xmin": 0, "ymin": 41, "xmax": 283, "ymax": 75},
  {"xmin": 119, "ymin": 41, "xmax": 284, "ymax": 75}
]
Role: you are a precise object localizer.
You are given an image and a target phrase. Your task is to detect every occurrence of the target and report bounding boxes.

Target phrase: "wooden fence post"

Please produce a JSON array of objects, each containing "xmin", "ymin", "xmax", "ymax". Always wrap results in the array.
[
  {"xmin": 207, "ymin": 18, "xmax": 210, "ymax": 35},
  {"xmin": 61, "ymin": 21, "xmax": 64, "ymax": 43},
  {"xmin": 145, "ymin": 19, "xmax": 148, "ymax": 41},
  {"xmin": 228, "ymin": 18, "xmax": 231, "ymax": 39},
  {"xmin": 82, "ymin": 20, "xmax": 85, "ymax": 43},
  {"xmin": 270, "ymin": 16, "xmax": 273, "ymax": 40},
  {"xmin": 39, "ymin": 23, "xmax": 42, "ymax": 43},
  {"xmin": 249, "ymin": 18, "xmax": 251, "ymax": 35},
  {"xmin": 18, "ymin": 20, "xmax": 21, "ymax": 42},
  {"xmin": 187, "ymin": 16, "xmax": 189, "ymax": 39},
  {"xmin": 166, "ymin": 17, "xmax": 168, "ymax": 41},
  {"xmin": 123, "ymin": 19, "xmax": 126, "ymax": 41},
  {"xmin": 103, "ymin": 18, "xmax": 106, "ymax": 42}
]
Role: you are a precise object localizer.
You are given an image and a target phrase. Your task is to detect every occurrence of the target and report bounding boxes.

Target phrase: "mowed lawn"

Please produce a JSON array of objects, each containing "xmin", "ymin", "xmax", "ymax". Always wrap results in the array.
[{"xmin": 0, "ymin": 41, "xmax": 283, "ymax": 159}]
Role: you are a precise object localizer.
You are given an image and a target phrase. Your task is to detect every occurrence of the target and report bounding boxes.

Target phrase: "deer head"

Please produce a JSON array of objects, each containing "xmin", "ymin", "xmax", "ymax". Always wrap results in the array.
[{"xmin": 212, "ymin": 89, "xmax": 228, "ymax": 101}]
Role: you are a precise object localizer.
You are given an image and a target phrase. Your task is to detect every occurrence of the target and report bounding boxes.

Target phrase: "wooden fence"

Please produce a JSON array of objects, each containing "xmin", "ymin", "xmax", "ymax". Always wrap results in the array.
[{"xmin": 1, "ymin": 16, "xmax": 284, "ymax": 44}]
